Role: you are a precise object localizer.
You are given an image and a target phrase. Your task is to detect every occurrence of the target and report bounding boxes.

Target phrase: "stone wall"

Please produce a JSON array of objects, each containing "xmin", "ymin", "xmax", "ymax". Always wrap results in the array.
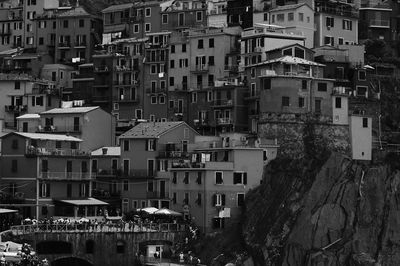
[{"xmin": 258, "ymin": 113, "xmax": 351, "ymax": 158}]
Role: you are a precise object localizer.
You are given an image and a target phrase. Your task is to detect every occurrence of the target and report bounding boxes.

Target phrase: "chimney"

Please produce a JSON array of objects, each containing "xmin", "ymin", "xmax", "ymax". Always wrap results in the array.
[{"xmin": 102, "ymin": 148, "xmax": 107, "ymax": 155}]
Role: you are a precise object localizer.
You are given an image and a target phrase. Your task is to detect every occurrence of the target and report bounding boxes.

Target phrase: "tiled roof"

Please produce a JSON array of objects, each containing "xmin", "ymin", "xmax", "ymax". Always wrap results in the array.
[
  {"xmin": 58, "ymin": 6, "xmax": 91, "ymax": 17},
  {"xmin": 10, "ymin": 132, "xmax": 82, "ymax": 142},
  {"xmin": 40, "ymin": 106, "xmax": 99, "ymax": 115},
  {"xmin": 247, "ymin": 56, "xmax": 325, "ymax": 67},
  {"xmin": 101, "ymin": 3, "xmax": 133, "ymax": 13},
  {"xmin": 91, "ymin": 146, "xmax": 121, "ymax": 156},
  {"xmin": 269, "ymin": 3, "xmax": 310, "ymax": 12},
  {"xmin": 16, "ymin": 114, "xmax": 40, "ymax": 119},
  {"xmin": 120, "ymin": 122, "xmax": 185, "ymax": 139}
]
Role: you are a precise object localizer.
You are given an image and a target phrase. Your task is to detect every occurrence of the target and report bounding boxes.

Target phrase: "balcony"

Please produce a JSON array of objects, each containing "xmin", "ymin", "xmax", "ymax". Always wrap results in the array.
[
  {"xmin": 113, "ymin": 80, "xmax": 135, "ymax": 86},
  {"xmin": 37, "ymin": 124, "xmax": 82, "ymax": 133},
  {"xmin": 212, "ymin": 99, "xmax": 234, "ymax": 107},
  {"xmin": 146, "ymin": 87, "xmax": 167, "ymax": 94},
  {"xmin": 315, "ymin": 5, "xmax": 358, "ymax": 18},
  {"xmin": 130, "ymin": 15, "xmax": 144, "ymax": 22},
  {"xmin": 114, "ymin": 65, "xmax": 132, "ymax": 72},
  {"xmin": 158, "ymin": 151, "xmax": 189, "ymax": 158},
  {"xmin": 58, "ymin": 42, "xmax": 71, "ymax": 49},
  {"xmin": 39, "ymin": 171, "xmax": 92, "ymax": 180},
  {"xmin": 5, "ymin": 105, "xmax": 27, "ymax": 113},
  {"xmin": 74, "ymin": 41, "xmax": 87, "ymax": 48},
  {"xmin": 191, "ymin": 64, "xmax": 209, "ymax": 73},
  {"xmin": 224, "ymin": 65, "xmax": 239, "ymax": 73},
  {"xmin": 216, "ymin": 118, "xmax": 233, "ymax": 125},
  {"xmin": 92, "ymin": 189, "xmax": 120, "ymax": 200},
  {"xmin": 146, "ymin": 191, "xmax": 169, "ymax": 199},
  {"xmin": 94, "ymin": 169, "xmax": 121, "ymax": 177},
  {"xmin": 113, "ymin": 95, "xmax": 139, "ymax": 103},
  {"xmin": 94, "ymin": 65, "xmax": 111, "ymax": 73},
  {"xmin": 0, "ymin": 29, "xmax": 11, "ymax": 35},
  {"xmin": 332, "ymin": 86, "xmax": 352, "ymax": 96},
  {"xmin": 369, "ymin": 19, "xmax": 390, "ymax": 28},
  {"xmin": 193, "ymin": 119, "xmax": 210, "ymax": 127},
  {"xmin": 26, "ymin": 147, "xmax": 90, "ymax": 157}
]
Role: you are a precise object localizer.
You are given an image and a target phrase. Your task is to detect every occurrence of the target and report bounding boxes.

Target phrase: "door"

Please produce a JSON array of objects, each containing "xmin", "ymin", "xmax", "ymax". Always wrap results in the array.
[
  {"xmin": 73, "ymin": 117, "xmax": 80, "ymax": 131},
  {"xmin": 22, "ymin": 122, "xmax": 28, "ymax": 132}
]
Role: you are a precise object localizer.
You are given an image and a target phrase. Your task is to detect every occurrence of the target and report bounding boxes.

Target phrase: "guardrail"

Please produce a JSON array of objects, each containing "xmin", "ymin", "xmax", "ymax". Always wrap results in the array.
[{"xmin": 11, "ymin": 223, "xmax": 187, "ymax": 235}]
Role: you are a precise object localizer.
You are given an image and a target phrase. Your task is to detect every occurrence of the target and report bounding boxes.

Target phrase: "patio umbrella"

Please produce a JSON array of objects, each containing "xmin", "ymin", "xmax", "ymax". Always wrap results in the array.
[
  {"xmin": 137, "ymin": 207, "xmax": 158, "ymax": 214},
  {"xmin": 154, "ymin": 208, "xmax": 183, "ymax": 216}
]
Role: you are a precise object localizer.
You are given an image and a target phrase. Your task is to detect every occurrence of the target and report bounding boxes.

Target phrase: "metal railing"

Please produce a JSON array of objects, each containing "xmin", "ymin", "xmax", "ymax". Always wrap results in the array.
[
  {"xmin": 10, "ymin": 223, "xmax": 186, "ymax": 234},
  {"xmin": 26, "ymin": 147, "xmax": 89, "ymax": 157},
  {"xmin": 39, "ymin": 171, "xmax": 92, "ymax": 180}
]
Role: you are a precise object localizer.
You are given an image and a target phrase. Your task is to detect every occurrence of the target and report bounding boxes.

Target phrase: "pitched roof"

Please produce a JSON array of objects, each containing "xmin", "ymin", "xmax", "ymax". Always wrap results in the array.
[
  {"xmin": 58, "ymin": 6, "xmax": 91, "ymax": 17},
  {"xmin": 40, "ymin": 106, "xmax": 99, "ymax": 115},
  {"xmin": 16, "ymin": 114, "xmax": 40, "ymax": 119},
  {"xmin": 269, "ymin": 3, "xmax": 311, "ymax": 12},
  {"xmin": 267, "ymin": 43, "xmax": 315, "ymax": 54},
  {"xmin": 101, "ymin": 3, "xmax": 133, "ymax": 13},
  {"xmin": 6, "ymin": 132, "xmax": 82, "ymax": 142},
  {"xmin": 247, "ymin": 56, "xmax": 325, "ymax": 68},
  {"xmin": 120, "ymin": 121, "xmax": 186, "ymax": 139},
  {"xmin": 91, "ymin": 146, "xmax": 121, "ymax": 156}
]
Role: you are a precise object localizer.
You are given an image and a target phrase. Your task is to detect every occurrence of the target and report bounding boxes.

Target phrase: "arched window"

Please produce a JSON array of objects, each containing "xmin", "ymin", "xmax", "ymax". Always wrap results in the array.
[
  {"xmin": 116, "ymin": 240, "xmax": 125, "ymax": 254},
  {"xmin": 86, "ymin": 240, "xmax": 94, "ymax": 254}
]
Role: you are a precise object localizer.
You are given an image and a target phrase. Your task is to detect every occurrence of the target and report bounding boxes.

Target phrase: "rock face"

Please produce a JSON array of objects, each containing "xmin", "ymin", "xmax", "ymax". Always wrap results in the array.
[{"xmin": 243, "ymin": 153, "xmax": 400, "ymax": 266}]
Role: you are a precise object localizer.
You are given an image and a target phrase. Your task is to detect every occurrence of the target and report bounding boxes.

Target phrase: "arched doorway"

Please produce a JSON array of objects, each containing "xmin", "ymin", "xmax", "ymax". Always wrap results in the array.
[{"xmin": 52, "ymin": 257, "xmax": 92, "ymax": 266}]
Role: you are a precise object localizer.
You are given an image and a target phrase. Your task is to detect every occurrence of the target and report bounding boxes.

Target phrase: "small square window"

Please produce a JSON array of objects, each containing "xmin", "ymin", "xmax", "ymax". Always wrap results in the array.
[
  {"xmin": 151, "ymin": 96, "xmax": 157, "ymax": 104},
  {"xmin": 335, "ymin": 97, "xmax": 342, "ymax": 108},
  {"xmin": 162, "ymin": 14, "xmax": 168, "ymax": 24},
  {"xmin": 358, "ymin": 71, "xmax": 366, "ymax": 81},
  {"xmin": 318, "ymin": 83, "xmax": 327, "ymax": 92},
  {"xmin": 198, "ymin": 39, "xmax": 204, "ymax": 49},
  {"xmin": 145, "ymin": 8, "xmax": 151, "ymax": 17},
  {"xmin": 363, "ymin": 117, "xmax": 368, "ymax": 128},
  {"xmin": 209, "ymin": 38, "xmax": 214, "ymax": 48},
  {"xmin": 145, "ymin": 23, "xmax": 151, "ymax": 32},
  {"xmin": 282, "ymin": 96, "xmax": 290, "ymax": 107}
]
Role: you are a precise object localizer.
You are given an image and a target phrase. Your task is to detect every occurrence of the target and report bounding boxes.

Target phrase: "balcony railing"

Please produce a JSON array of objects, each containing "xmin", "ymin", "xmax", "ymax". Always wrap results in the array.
[
  {"xmin": 121, "ymin": 169, "xmax": 151, "ymax": 178},
  {"xmin": 158, "ymin": 151, "xmax": 189, "ymax": 158},
  {"xmin": 315, "ymin": 5, "xmax": 358, "ymax": 18},
  {"xmin": 37, "ymin": 124, "xmax": 82, "ymax": 133},
  {"xmin": 113, "ymin": 95, "xmax": 138, "ymax": 102},
  {"xmin": 5, "ymin": 105, "xmax": 27, "ymax": 112},
  {"xmin": 75, "ymin": 41, "xmax": 87, "ymax": 47},
  {"xmin": 369, "ymin": 19, "xmax": 390, "ymax": 28},
  {"xmin": 94, "ymin": 65, "xmax": 110, "ymax": 72},
  {"xmin": 191, "ymin": 65, "xmax": 209, "ymax": 73},
  {"xmin": 58, "ymin": 42, "xmax": 71, "ymax": 48},
  {"xmin": 114, "ymin": 65, "xmax": 132, "ymax": 72},
  {"xmin": 92, "ymin": 96, "xmax": 110, "ymax": 102},
  {"xmin": 216, "ymin": 118, "xmax": 233, "ymax": 125},
  {"xmin": 26, "ymin": 147, "xmax": 90, "ymax": 157},
  {"xmin": 39, "ymin": 171, "xmax": 92, "ymax": 180},
  {"xmin": 224, "ymin": 65, "xmax": 239, "ymax": 72},
  {"xmin": 146, "ymin": 87, "xmax": 167, "ymax": 94},
  {"xmin": 212, "ymin": 99, "xmax": 234, "ymax": 107}
]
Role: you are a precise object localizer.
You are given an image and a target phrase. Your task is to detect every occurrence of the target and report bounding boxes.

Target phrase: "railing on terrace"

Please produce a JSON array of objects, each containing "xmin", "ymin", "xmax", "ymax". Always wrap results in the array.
[
  {"xmin": 158, "ymin": 151, "xmax": 189, "ymax": 158},
  {"xmin": 10, "ymin": 223, "xmax": 186, "ymax": 234},
  {"xmin": 369, "ymin": 19, "xmax": 390, "ymax": 27},
  {"xmin": 37, "ymin": 124, "xmax": 82, "ymax": 133},
  {"xmin": 39, "ymin": 171, "xmax": 92, "ymax": 180},
  {"xmin": 216, "ymin": 118, "xmax": 233, "ymax": 125},
  {"xmin": 26, "ymin": 147, "xmax": 90, "ymax": 157}
]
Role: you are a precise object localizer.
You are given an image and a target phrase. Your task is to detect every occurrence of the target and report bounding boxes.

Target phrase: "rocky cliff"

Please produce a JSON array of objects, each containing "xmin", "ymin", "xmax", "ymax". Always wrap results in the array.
[{"xmin": 243, "ymin": 152, "xmax": 400, "ymax": 266}]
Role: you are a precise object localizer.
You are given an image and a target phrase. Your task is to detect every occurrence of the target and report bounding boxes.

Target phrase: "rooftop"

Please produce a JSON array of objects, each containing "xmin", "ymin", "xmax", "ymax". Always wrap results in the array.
[
  {"xmin": 247, "ymin": 56, "xmax": 325, "ymax": 68},
  {"xmin": 5, "ymin": 132, "xmax": 82, "ymax": 142},
  {"xmin": 91, "ymin": 146, "xmax": 121, "ymax": 156},
  {"xmin": 40, "ymin": 106, "xmax": 99, "ymax": 115},
  {"xmin": 269, "ymin": 3, "xmax": 311, "ymax": 12},
  {"xmin": 101, "ymin": 3, "xmax": 133, "ymax": 13},
  {"xmin": 120, "ymin": 121, "xmax": 187, "ymax": 139},
  {"xmin": 58, "ymin": 6, "xmax": 91, "ymax": 18},
  {"xmin": 16, "ymin": 114, "xmax": 40, "ymax": 120}
]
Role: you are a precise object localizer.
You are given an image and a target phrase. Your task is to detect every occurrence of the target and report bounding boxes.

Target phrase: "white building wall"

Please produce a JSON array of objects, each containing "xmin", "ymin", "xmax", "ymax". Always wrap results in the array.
[{"xmin": 350, "ymin": 115, "xmax": 372, "ymax": 160}]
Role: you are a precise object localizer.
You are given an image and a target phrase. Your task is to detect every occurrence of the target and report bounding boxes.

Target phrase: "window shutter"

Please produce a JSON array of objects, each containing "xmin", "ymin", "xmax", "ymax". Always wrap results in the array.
[
  {"xmin": 153, "ymin": 140, "xmax": 157, "ymax": 150},
  {"xmin": 212, "ymin": 194, "xmax": 217, "ymax": 206},
  {"xmin": 244, "ymin": 173, "xmax": 247, "ymax": 185},
  {"xmin": 46, "ymin": 183, "xmax": 51, "ymax": 197},
  {"xmin": 164, "ymin": 160, "xmax": 168, "ymax": 171},
  {"xmin": 221, "ymin": 194, "xmax": 226, "ymax": 206}
]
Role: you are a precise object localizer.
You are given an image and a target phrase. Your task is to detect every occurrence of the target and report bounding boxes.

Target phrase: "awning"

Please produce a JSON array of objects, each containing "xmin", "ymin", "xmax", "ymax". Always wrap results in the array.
[
  {"xmin": 57, "ymin": 198, "xmax": 109, "ymax": 206},
  {"xmin": 0, "ymin": 208, "xmax": 18, "ymax": 214}
]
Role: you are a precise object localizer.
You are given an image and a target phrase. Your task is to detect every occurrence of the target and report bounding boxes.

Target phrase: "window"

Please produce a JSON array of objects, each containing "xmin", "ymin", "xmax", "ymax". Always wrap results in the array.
[
  {"xmin": 250, "ymin": 67, "xmax": 256, "ymax": 78},
  {"xmin": 162, "ymin": 14, "xmax": 168, "ymax": 24},
  {"xmin": 171, "ymin": 45, "xmax": 175, "ymax": 53},
  {"xmin": 145, "ymin": 23, "xmax": 151, "ymax": 32},
  {"xmin": 170, "ymin": 60, "xmax": 175, "ymax": 69},
  {"xmin": 172, "ymin": 172, "xmax": 177, "ymax": 184},
  {"xmin": 11, "ymin": 159, "xmax": 17, "ymax": 172},
  {"xmin": 262, "ymin": 78, "xmax": 271, "ymax": 90},
  {"xmin": 159, "ymin": 95, "xmax": 165, "ymax": 104},
  {"xmin": 133, "ymin": 24, "xmax": 139, "ymax": 33},
  {"xmin": 40, "ymin": 183, "xmax": 50, "ymax": 198},
  {"xmin": 132, "ymin": 200, "xmax": 138, "ymax": 209},
  {"xmin": 315, "ymin": 99, "xmax": 322, "ymax": 113},
  {"xmin": 277, "ymin": 14, "xmax": 284, "ymax": 22},
  {"xmin": 215, "ymin": 172, "xmax": 223, "ymax": 184},
  {"xmin": 358, "ymin": 71, "xmax": 366, "ymax": 81},
  {"xmin": 282, "ymin": 96, "xmax": 290, "ymax": 107},
  {"xmin": 271, "ymin": 14, "xmax": 275, "ymax": 23},
  {"xmin": 169, "ymin": 77, "xmax": 175, "ymax": 86},
  {"xmin": 12, "ymin": 139, "xmax": 18, "ymax": 149},
  {"xmin": 146, "ymin": 139, "xmax": 156, "ymax": 151},
  {"xmin": 294, "ymin": 47, "xmax": 305, "ymax": 58},
  {"xmin": 209, "ymin": 38, "xmax": 214, "ymax": 48},
  {"xmin": 183, "ymin": 172, "xmax": 189, "ymax": 184},
  {"xmin": 335, "ymin": 97, "xmax": 342, "ymax": 108},
  {"xmin": 288, "ymin": 12, "xmax": 294, "ymax": 21},
  {"xmin": 196, "ymin": 172, "xmax": 202, "ymax": 184},
  {"xmin": 317, "ymin": 83, "xmax": 327, "ymax": 92},
  {"xmin": 208, "ymin": 56, "xmax": 215, "ymax": 66},
  {"xmin": 302, "ymin": 80, "xmax": 307, "ymax": 90},
  {"xmin": 150, "ymin": 64, "xmax": 157, "ymax": 74},
  {"xmin": 338, "ymin": 37, "xmax": 344, "ymax": 45},
  {"xmin": 184, "ymin": 192, "xmax": 189, "ymax": 204},
  {"xmin": 151, "ymin": 96, "xmax": 157, "ymax": 104},
  {"xmin": 207, "ymin": 91, "xmax": 213, "ymax": 102},
  {"xmin": 326, "ymin": 17, "xmax": 334, "ymax": 27},
  {"xmin": 135, "ymin": 109, "xmax": 142, "ymax": 119},
  {"xmin": 63, "ymin": 20, "xmax": 68, "ymax": 28},
  {"xmin": 145, "ymin": 7, "xmax": 151, "ymax": 17},
  {"xmin": 237, "ymin": 193, "xmax": 245, "ymax": 207},
  {"xmin": 191, "ymin": 92, "xmax": 197, "ymax": 103},
  {"xmin": 182, "ymin": 44, "xmax": 186, "ymax": 52},
  {"xmin": 343, "ymin": 19, "xmax": 352, "ymax": 30},
  {"xmin": 172, "ymin": 192, "xmax": 177, "ymax": 204},
  {"xmin": 196, "ymin": 11, "xmax": 203, "ymax": 21},
  {"xmin": 336, "ymin": 67, "xmax": 344, "ymax": 79},
  {"xmin": 123, "ymin": 180, "xmax": 129, "ymax": 191},
  {"xmin": 147, "ymin": 181, "xmax": 154, "ymax": 192},
  {"xmin": 213, "ymin": 193, "xmax": 225, "ymax": 206},
  {"xmin": 198, "ymin": 39, "xmax": 204, "ymax": 49},
  {"xmin": 299, "ymin": 97, "xmax": 305, "ymax": 108},
  {"xmin": 299, "ymin": 13, "xmax": 304, "ymax": 21},
  {"xmin": 324, "ymin": 36, "xmax": 334, "ymax": 46},
  {"xmin": 233, "ymin": 172, "xmax": 247, "ymax": 185},
  {"xmin": 123, "ymin": 140, "xmax": 129, "ymax": 151},
  {"xmin": 169, "ymin": 100, "xmax": 174, "ymax": 109},
  {"xmin": 363, "ymin": 117, "xmax": 368, "ymax": 128},
  {"xmin": 116, "ymin": 241, "xmax": 125, "ymax": 254},
  {"xmin": 113, "ymin": 103, "xmax": 119, "ymax": 111},
  {"xmin": 356, "ymin": 86, "xmax": 368, "ymax": 97},
  {"xmin": 141, "ymin": 200, "xmax": 146, "ymax": 208},
  {"xmin": 196, "ymin": 193, "xmax": 202, "ymax": 206}
]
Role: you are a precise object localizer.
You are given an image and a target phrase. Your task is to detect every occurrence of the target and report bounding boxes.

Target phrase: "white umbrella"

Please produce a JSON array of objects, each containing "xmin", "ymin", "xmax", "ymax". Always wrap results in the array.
[
  {"xmin": 23, "ymin": 218, "xmax": 31, "ymax": 221},
  {"xmin": 78, "ymin": 218, "xmax": 89, "ymax": 223},
  {"xmin": 137, "ymin": 207, "xmax": 158, "ymax": 214},
  {"xmin": 154, "ymin": 208, "xmax": 183, "ymax": 216}
]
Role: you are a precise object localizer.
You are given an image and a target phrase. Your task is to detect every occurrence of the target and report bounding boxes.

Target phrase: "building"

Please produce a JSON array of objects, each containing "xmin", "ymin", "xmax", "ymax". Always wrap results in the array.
[
  {"xmin": 41, "ymin": 64, "xmax": 75, "ymax": 95},
  {"xmin": 207, "ymin": 0, "xmax": 228, "ymax": 28},
  {"xmin": 69, "ymin": 63, "xmax": 95, "ymax": 102},
  {"xmin": 268, "ymin": 3, "xmax": 314, "ymax": 48},
  {"xmin": 118, "ymin": 121, "xmax": 199, "ymax": 211},
  {"xmin": 349, "ymin": 114, "xmax": 372, "ymax": 160},
  {"xmin": 314, "ymin": 0, "xmax": 358, "ymax": 47},
  {"xmin": 38, "ymin": 106, "xmax": 116, "ymax": 151},
  {"xmin": 0, "ymin": 0, "xmax": 23, "ymax": 51},
  {"xmin": 226, "ymin": 0, "xmax": 253, "ymax": 28},
  {"xmin": 359, "ymin": 1, "xmax": 392, "ymax": 42},
  {"xmin": 0, "ymin": 131, "xmax": 95, "ymax": 219},
  {"xmin": 169, "ymin": 133, "xmax": 263, "ymax": 233},
  {"xmin": 101, "ymin": 3, "xmax": 133, "ymax": 43}
]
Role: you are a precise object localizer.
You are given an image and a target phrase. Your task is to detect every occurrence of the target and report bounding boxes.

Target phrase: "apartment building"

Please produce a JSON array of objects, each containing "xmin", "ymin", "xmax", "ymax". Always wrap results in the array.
[
  {"xmin": 0, "ymin": 0, "xmax": 23, "ymax": 51},
  {"xmin": 0, "ymin": 131, "xmax": 93, "ymax": 219},
  {"xmin": 170, "ymin": 133, "xmax": 263, "ymax": 233},
  {"xmin": 101, "ymin": 3, "xmax": 133, "ymax": 43},
  {"xmin": 69, "ymin": 63, "xmax": 94, "ymax": 102},
  {"xmin": 118, "ymin": 121, "xmax": 199, "ymax": 211},
  {"xmin": 314, "ymin": 0, "xmax": 359, "ymax": 47},
  {"xmin": 359, "ymin": 1, "xmax": 392, "ymax": 41},
  {"xmin": 207, "ymin": 0, "xmax": 227, "ymax": 28},
  {"xmin": 227, "ymin": 0, "xmax": 253, "ymax": 28},
  {"xmin": 38, "ymin": 106, "xmax": 116, "ymax": 151},
  {"xmin": 268, "ymin": 3, "xmax": 314, "ymax": 48}
]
